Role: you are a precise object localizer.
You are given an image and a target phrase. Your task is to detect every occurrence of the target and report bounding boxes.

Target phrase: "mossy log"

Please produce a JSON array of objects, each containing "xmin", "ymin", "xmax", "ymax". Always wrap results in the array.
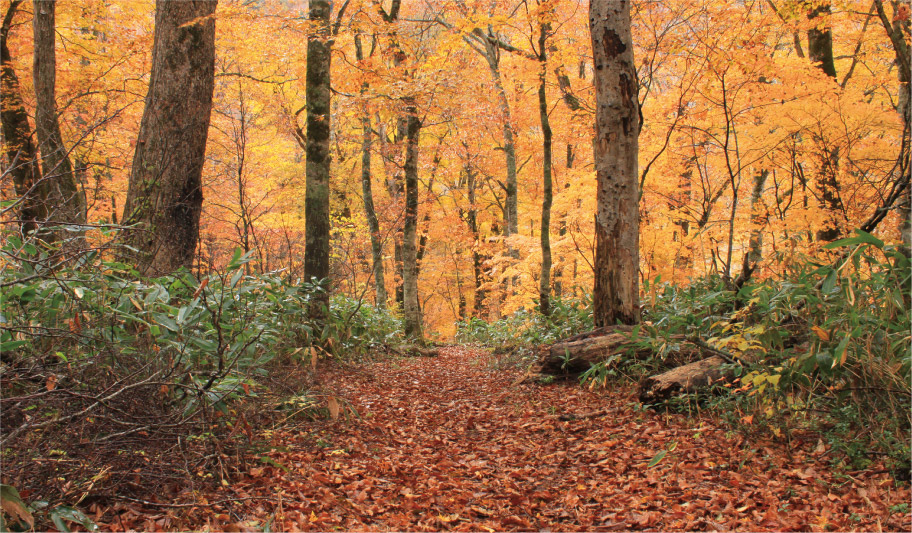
[
  {"xmin": 638, "ymin": 356, "xmax": 735, "ymax": 404},
  {"xmin": 534, "ymin": 326, "xmax": 700, "ymax": 375},
  {"xmin": 390, "ymin": 344, "xmax": 440, "ymax": 357}
]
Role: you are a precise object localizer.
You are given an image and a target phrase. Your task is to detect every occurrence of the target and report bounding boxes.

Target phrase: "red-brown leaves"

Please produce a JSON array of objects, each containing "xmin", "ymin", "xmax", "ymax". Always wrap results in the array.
[{"xmin": 105, "ymin": 346, "xmax": 911, "ymax": 531}]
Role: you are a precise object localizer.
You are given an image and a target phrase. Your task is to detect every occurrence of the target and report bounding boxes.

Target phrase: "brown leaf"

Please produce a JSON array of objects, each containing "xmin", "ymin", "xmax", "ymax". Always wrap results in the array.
[{"xmin": 46, "ymin": 374, "xmax": 58, "ymax": 391}]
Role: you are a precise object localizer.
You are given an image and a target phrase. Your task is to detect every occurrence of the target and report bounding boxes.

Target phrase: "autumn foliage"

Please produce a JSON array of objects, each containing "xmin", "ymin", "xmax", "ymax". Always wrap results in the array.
[{"xmin": 0, "ymin": 0, "xmax": 907, "ymax": 336}]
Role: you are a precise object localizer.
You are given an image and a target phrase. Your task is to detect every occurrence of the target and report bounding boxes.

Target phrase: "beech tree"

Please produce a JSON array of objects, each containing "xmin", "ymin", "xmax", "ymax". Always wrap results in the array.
[
  {"xmin": 32, "ymin": 0, "xmax": 86, "ymax": 244},
  {"xmin": 1, "ymin": 0, "xmax": 43, "ymax": 235},
  {"xmin": 807, "ymin": 2, "xmax": 844, "ymax": 242},
  {"xmin": 121, "ymin": 0, "xmax": 218, "ymax": 275},
  {"xmin": 303, "ymin": 0, "xmax": 332, "ymax": 317},
  {"xmin": 590, "ymin": 0, "xmax": 640, "ymax": 326},
  {"xmin": 354, "ymin": 33, "xmax": 388, "ymax": 309},
  {"xmin": 1, "ymin": 0, "xmax": 86, "ymax": 242}
]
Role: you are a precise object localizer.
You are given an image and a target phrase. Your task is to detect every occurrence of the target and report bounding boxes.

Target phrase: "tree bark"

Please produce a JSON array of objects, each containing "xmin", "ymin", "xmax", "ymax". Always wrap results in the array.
[
  {"xmin": 303, "ymin": 0, "xmax": 332, "ymax": 317},
  {"xmin": 537, "ymin": 21, "xmax": 553, "ymax": 317},
  {"xmin": 638, "ymin": 356, "xmax": 734, "ymax": 404},
  {"xmin": 747, "ymin": 169, "xmax": 769, "ymax": 266},
  {"xmin": 121, "ymin": 0, "xmax": 217, "ymax": 275},
  {"xmin": 401, "ymin": 101, "xmax": 423, "ymax": 340},
  {"xmin": 1, "ymin": 0, "xmax": 44, "ymax": 235},
  {"xmin": 807, "ymin": 3, "xmax": 838, "ymax": 78},
  {"xmin": 479, "ymin": 41, "xmax": 519, "ymax": 260},
  {"xmin": 32, "ymin": 0, "xmax": 86, "ymax": 242},
  {"xmin": 463, "ymin": 163, "xmax": 486, "ymax": 316},
  {"xmin": 807, "ymin": 3, "xmax": 844, "ymax": 243},
  {"xmin": 354, "ymin": 35, "xmax": 387, "ymax": 309},
  {"xmin": 535, "ymin": 326, "xmax": 702, "ymax": 376},
  {"xmin": 872, "ymin": 0, "xmax": 911, "ymax": 254},
  {"xmin": 590, "ymin": 0, "xmax": 641, "ymax": 326}
]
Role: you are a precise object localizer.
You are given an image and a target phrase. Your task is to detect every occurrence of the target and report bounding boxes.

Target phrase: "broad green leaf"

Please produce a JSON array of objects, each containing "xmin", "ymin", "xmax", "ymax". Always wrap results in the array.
[
  {"xmin": 258, "ymin": 456, "xmax": 291, "ymax": 472},
  {"xmin": 646, "ymin": 450, "xmax": 667, "ymax": 468},
  {"xmin": 0, "ymin": 485, "xmax": 33, "ymax": 529},
  {"xmin": 0, "ymin": 341, "xmax": 28, "ymax": 352},
  {"xmin": 821, "ymin": 269, "xmax": 837, "ymax": 294}
]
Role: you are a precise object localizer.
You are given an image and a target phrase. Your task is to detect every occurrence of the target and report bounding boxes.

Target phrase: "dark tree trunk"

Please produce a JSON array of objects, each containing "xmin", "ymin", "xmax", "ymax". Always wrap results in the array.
[
  {"xmin": 1, "ymin": 0, "xmax": 44, "ymax": 235},
  {"xmin": 303, "ymin": 0, "xmax": 332, "ymax": 317},
  {"xmin": 807, "ymin": 3, "xmax": 844, "ymax": 242},
  {"xmin": 32, "ymin": 0, "xmax": 86, "ymax": 242},
  {"xmin": 463, "ymin": 163, "xmax": 486, "ymax": 317},
  {"xmin": 537, "ymin": 21, "xmax": 553, "ymax": 317},
  {"xmin": 872, "ymin": 0, "xmax": 911, "ymax": 254},
  {"xmin": 554, "ymin": 143, "xmax": 574, "ymax": 298},
  {"xmin": 355, "ymin": 35, "xmax": 387, "ymax": 309},
  {"xmin": 121, "ymin": 0, "xmax": 217, "ymax": 275},
  {"xmin": 747, "ymin": 169, "xmax": 769, "ymax": 266},
  {"xmin": 590, "ymin": 0, "xmax": 641, "ymax": 326},
  {"xmin": 479, "ymin": 41, "xmax": 519, "ymax": 261},
  {"xmin": 807, "ymin": 3, "xmax": 838, "ymax": 79},
  {"xmin": 402, "ymin": 100, "xmax": 423, "ymax": 340}
]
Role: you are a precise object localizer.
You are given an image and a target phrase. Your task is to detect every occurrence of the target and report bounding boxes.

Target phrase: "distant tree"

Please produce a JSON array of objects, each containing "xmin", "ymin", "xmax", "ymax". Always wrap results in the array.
[
  {"xmin": 806, "ymin": 2, "xmax": 844, "ymax": 243},
  {"xmin": 1, "ymin": 0, "xmax": 44, "ymax": 235},
  {"xmin": 121, "ymin": 0, "xmax": 218, "ymax": 275},
  {"xmin": 590, "ymin": 0, "xmax": 640, "ymax": 326}
]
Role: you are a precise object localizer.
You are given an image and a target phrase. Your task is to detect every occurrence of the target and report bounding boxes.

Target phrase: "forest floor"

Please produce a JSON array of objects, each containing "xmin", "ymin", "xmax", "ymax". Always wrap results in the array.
[{"xmin": 111, "ymin": 346, "xmax": 910, "ymax": 532}]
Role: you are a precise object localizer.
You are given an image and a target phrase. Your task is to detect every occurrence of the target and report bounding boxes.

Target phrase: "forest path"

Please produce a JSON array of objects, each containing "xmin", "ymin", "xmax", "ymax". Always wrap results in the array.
[{"xmin": 232, "ymin": 345, "xmax": 908, "ymax": 531}]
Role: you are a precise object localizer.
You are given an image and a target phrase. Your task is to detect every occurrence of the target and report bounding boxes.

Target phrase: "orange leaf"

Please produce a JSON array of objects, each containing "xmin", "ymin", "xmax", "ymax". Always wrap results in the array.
[
  {"xmin": 192, "ymin": 277, "xmax": 209, "ymax": 298},
  {"xmin": 46, "ymin": 374, "xmax": 58, "ymax": 391},
  {"xmin": 811, "ymin": 326, "xmax": 829, "ymax": 341}
]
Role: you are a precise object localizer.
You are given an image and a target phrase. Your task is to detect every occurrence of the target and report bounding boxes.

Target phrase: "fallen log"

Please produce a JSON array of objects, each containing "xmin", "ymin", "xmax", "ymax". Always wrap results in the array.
[
  {"xmin": 638, "ymin": 356, "xmax": 735, "ymax": 404},
  {"xmin": 534, "ymin": 326, "xmax": 698, "ymax": 375},
  {"xmin": 390, "ymin": 344, "xmax": 440, "ymax": 357}
]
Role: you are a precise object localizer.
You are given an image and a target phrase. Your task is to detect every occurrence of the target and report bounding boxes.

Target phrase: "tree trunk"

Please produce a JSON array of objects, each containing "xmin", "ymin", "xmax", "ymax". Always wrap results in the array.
[
  {"xmin": 463, "ymin": 163, "xmax": 487, "ymax": 317},
  {"xmin": 638, "ymin": 356, "xmax": 734, "ymax": 404},
  {"xmin": 355, "ymin": 35, "xmax": 387, "ymax": 309},
  {"xmin": 807, "ymin": 4, "xmax": 837, "ymax": 78},
  {"xmin": 872, "ymin": 0, "xmax": 911, "ymax": 254},
  {"xmin": 807, "ymin": 3, "xmax": 844, "ymax": 243},
  {"xmin": 554, "ymin": 143, "xmax": 574, "ymax": 298},
  {"xmin": 360, "ymin": 113, "xmax": 387, "ymax": 309},
  {"xmin": 402, "ymin": 101, "xmax": 423, "ymax": 340},
  {"xmin": 303, "ymin": 0, "xmax": 332, "ymax": 317},
  {"xmin": 1, "ymin": 0, "xmax": 45, "ymax": 235},
  {"xmin": 537, "ymin": 21, "xmax": 553, "ymax": 317},
  {"xmin": 590, "ymin": 0, "xmax": 641, "ymax": 326},
  {"xmin": 32, "ymin": 0, "xmax": 86, "ymax": 243},
  {"xmin": 121, "ymin": 0, "xmax": 217, "ymax": 275},
  {"xmin": 535, "ymin": 326, "xmax": 702, "ymax": 376},
  {"xmin": 747, "ymin": 169, "xmax": 769, "ymax": 266},
  {"xmin": 479, "ymin": 41, "xmax": 519, "ymax": 261}
]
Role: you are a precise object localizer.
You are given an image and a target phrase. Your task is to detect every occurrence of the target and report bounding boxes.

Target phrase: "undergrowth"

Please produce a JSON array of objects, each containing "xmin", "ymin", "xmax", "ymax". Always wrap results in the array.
[
  {"xmin": 0, "ymin": 238, "xmax": 401, "ymax": 530},
  {"xmin": 468, "ymin": 231, "xmax": 911, "ymax": 479},
  {"xmin": 455, "ymin": 294, "xmax": 594, "ymax": 368}
]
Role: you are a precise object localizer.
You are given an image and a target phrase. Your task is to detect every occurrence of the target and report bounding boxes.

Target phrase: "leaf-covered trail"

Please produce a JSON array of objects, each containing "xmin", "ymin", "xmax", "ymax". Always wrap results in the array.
[{"xmin": 233, "ymin": 346, "xmax": 909, "ymax": 531}]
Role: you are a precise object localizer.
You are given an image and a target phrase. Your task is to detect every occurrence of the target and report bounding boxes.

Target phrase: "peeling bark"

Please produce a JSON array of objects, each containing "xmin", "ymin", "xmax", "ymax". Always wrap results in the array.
[{"xmin": 590, "ymin": 0, "xmax": 641, "ymax": 326}]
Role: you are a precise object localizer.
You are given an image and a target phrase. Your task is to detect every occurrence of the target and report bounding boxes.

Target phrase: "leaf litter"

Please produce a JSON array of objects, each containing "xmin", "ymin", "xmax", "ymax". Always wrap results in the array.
[{"xmin": 106, "ymin": 346, "xmax": 910, "ymax": 531}]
